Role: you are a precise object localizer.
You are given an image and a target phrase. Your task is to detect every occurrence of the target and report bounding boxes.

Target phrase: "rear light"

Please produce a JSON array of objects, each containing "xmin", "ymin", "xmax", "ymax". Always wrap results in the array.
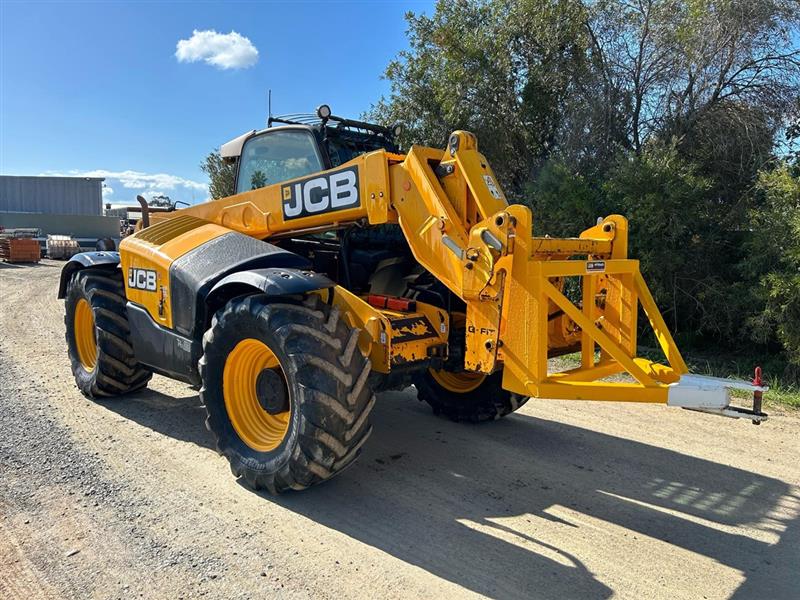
[
  {"xmin": 388, "ymin": 297, "xmax": 415, "ymax": 311},
  {"xmin": 367, "ymin": 294, "xmax": 416, "ymax": 312}
]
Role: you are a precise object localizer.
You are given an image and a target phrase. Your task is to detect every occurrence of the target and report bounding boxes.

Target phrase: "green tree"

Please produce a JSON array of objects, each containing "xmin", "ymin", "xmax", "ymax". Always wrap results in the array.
[
  {"xmin": 744, "ymin": 165, "xmax": 800, "ymax": 373},
  {"xmin": 525, "ymin": 161, "xmax": 602, "ymax": 236},
  {"xmin": 369, "ymin": 0, "xmax": 591, "ymax": 195},
  {"xmin": 373, "ymin": 0, "xmax": 799, "ymax": 182},
  {"xmin": 200, "ymin": 150, "xmax": 236, "ymax": 200},
  {"xmin": 603, "ymin": 143, "xmax": 719, "ymax": 338}
]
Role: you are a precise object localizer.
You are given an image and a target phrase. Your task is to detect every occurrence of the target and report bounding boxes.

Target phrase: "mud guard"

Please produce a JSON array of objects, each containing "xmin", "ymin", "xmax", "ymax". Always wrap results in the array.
[
  {"xmin": 57, "ymin": 251, "xmax": 120, "ymax": 299},
  {"xmin": 206, "ymin": 268, "xmax": 334, "ymax": 312}
]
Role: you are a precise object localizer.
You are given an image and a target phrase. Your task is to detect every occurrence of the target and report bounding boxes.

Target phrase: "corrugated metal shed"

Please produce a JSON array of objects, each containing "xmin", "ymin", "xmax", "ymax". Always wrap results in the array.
[{"xmin": 0, "ymin": 176, "xmax": 104, "ymax": 216}]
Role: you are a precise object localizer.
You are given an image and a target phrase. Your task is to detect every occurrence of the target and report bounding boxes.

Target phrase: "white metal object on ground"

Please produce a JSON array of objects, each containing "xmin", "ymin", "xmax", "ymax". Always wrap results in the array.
[{"xmin": 667, "ymin": 373, "xmax": 768, "ymax": 421}]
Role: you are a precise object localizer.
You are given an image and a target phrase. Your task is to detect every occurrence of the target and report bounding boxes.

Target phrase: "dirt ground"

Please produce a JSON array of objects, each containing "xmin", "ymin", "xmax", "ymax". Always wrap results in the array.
[{"xmin": 0, "ymin": 259, "xmax": 798, "ymax": 600}]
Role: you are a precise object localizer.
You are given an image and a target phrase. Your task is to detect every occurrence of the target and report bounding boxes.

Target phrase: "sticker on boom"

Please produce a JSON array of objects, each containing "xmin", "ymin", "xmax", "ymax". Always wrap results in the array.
[
  {"xmin": 281, "ymin": 166, "xmax": 360, "ymax": 220},
  {"xmin": 128, "ymin": 268, "xmax": 157, "ymax": 291},
  {"xmin": 483, "ymin": 175, "xmax": 502, "ymax": 199},
  {"xmin": 586, "ymin": 260, "xmax": 606, "ymax": 273},
  {"xmin": 390, "ymin": 316, "xmax": 437, "ymax": 343}
]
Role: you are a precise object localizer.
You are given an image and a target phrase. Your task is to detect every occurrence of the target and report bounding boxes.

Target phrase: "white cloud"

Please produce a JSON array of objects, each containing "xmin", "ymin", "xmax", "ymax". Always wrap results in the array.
[
  {"xmin": 175, "ymin": 29, "xmax": 258, "ymax": 70},
  {"xmin": 41, "ymin": 169, "xmax": 207, "ymax": 192},
  {"xmin": 40, "ymin": 169, "xmax": 209, "ymax": 204}
]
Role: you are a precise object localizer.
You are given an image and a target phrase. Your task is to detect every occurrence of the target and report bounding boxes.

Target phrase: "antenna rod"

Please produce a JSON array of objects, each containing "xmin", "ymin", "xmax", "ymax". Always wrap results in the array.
[{"xmin": 268, "ymin": 89, "xmax": 272, "ymax": 127}]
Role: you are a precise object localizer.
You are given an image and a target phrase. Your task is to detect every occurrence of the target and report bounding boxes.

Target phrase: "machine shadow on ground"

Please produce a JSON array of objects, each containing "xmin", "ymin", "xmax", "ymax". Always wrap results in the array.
[{"xmin": 101, "ymin": 386, "xmax": 798, "ymax": 600}]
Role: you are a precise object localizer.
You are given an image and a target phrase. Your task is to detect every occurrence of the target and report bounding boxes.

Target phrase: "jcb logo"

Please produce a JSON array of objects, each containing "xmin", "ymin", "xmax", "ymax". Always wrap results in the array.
[
  {"xmin": 128, "ymin": 268, "xmax": 157, "ymax": 291},
  {"xmin": 281, "ymin": 167, "xmax": 360, "ymax": 220}
]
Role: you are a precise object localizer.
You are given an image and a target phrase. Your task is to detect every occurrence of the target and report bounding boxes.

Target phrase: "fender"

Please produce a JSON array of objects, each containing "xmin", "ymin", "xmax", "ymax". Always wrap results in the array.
[
  {"xmin": 57, "ymin": 251, "xmax": 120, "ymax": 299},
  {"xmin": 167, "ymin": 232, "xmax": 325, "ymax": 338},
  {"xmin": 206, "ymin": 267, "xmax": 333, "ymax": 315}
]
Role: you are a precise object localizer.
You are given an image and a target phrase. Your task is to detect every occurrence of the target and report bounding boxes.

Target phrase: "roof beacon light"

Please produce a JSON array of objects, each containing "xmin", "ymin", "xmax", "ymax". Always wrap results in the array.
[{"xmin": 316, "ymin": 104, "xmax": 332, "ymax": 120}]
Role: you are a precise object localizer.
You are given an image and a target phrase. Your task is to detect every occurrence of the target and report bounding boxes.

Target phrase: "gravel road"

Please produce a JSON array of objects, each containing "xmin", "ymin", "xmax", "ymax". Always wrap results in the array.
[{"xmin": 1, "ymin": 260, "xmax": 798, "ymax": 599}]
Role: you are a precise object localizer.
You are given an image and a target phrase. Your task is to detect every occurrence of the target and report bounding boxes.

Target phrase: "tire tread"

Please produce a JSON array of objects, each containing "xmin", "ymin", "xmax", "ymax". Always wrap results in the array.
[
  {"xmin": 65, "ymin": 269, "xmax": 152, "ymax": 398},
  {"xmin": 200, "ymin": 294, "xmax": 375, "ymax": 494}
]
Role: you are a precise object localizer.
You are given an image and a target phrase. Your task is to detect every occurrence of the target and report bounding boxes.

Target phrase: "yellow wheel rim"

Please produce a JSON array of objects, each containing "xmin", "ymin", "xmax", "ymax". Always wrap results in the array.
[
  {"xmin": 430, "ymin": 368, "xmax": 486, "ymax": 393},
  {"xmin": 74, "ymin": 298, "xmax": 97, "ymax": 371},
  {"xmin": 429, "ymin": 311, "xmax": 485, "ymax": 393},
  {"xmin": 223, "ymin": 338, "xmax": 291, "ymax": 452}
]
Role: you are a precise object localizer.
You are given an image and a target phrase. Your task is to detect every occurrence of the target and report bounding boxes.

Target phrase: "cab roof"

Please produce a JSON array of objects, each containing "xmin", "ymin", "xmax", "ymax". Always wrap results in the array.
[{"xmin": 219, "ymin": 124, "xmax": 314, "ymax": 161}]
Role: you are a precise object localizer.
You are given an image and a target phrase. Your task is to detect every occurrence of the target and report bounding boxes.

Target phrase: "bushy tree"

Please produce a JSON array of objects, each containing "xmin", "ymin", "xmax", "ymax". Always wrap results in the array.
[
  {"xmin": 603, "ymin": 143, "xmax": 724, "ymax": 339},
  {"xmin": 200, "ymin": 150, "xmax": 236, "ymax": 200},
  {"xmin": 370, "ymin": 0, "xmax": 591, "ymax": 195},
  {"xmin": 372, "ymin": 0, "xmax": 799, "ymax": 178},
  {"xmin": 525, "ymin": 161, "xmax": 602, "ymax": 236},
  {"xmin": 744, "ymin": 166, "xmax": 800, "ymax": 372}
]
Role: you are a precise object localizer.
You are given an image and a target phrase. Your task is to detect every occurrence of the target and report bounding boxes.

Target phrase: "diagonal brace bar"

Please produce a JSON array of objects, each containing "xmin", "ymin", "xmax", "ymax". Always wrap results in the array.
[
  {"xmin": 633, "ymin": 272, "xmax": 689, "ymax": 375},
  {"xmin": 542, "ymin": 279, "xmax": 657, "ymax": 386}
]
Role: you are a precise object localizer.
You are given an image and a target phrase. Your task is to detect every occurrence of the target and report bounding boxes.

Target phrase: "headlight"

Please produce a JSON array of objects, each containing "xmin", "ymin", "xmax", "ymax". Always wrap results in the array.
[{"xmin": 317, "ymin": 104, "xmax": 332, "ymax": 119}]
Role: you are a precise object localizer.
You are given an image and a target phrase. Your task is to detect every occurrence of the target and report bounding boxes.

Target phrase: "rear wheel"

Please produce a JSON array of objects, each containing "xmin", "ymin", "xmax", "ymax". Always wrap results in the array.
[
  {"xmin": 200, "ymin": 294, "xmax": 375, "ymax": 493},
  {"xmin": 64, "ymin": 269, "xmax": 152, "ymax": 398}
]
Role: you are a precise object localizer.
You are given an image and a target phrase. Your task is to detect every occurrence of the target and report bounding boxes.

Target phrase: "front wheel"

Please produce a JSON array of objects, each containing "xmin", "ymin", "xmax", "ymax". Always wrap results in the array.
[
  {"xmin": 411, "ymin": 308, "xmax": 528, "ymax": 422},
  {"xmin": 199, "ymin": 294, "xmax": 375, "ymax": 494},
  {"xmin": 413, "ymin": 369, "xmax": 528, "ymax": 422}
]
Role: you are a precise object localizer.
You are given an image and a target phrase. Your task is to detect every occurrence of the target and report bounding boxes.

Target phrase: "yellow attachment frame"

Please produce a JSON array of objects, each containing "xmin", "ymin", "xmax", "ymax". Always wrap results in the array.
[
  {"xmin": 499, "ymin": 221, "xmax": 690, "ymax": 403},
  {"xmin": 387, "ymin": 131, "xmax": 690, "ymax": 404}
]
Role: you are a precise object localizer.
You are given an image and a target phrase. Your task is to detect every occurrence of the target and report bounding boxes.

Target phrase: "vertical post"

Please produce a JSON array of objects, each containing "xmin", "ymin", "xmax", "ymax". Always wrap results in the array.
[
  {"xmin": 582, "ymin": 273, "xmax": 596, "ymax": 368},
  {"xmin": 614, "ymin": 272, "xmax": 638, "ymax": 356},
  {"xmin": 530, "ymin": 261, "xmax": 549, "ymax": 382},
  {"xmin": 634, "ymin": 271, "xmax": 689, "ymax": 374},
  {"xmin": 626, "ymin": 274, "xmax": 638, "ymax": 356}
]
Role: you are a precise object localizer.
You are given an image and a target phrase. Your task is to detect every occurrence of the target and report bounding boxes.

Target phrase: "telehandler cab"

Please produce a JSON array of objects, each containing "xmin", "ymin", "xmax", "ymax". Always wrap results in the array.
[{"xmin": 59, "ymin": 105, "xmax": 767, "ymax": 493}]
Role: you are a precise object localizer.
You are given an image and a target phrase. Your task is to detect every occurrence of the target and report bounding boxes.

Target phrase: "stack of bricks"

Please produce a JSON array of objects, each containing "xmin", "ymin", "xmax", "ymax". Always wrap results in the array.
[{"xmin": 0, "ymin": 237, "xmax": 41, "ymax": 263}]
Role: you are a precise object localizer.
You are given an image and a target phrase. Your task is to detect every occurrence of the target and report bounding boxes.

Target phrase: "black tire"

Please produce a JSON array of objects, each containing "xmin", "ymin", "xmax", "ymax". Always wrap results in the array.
[
  {"xmin": 199, "ymin": 294, "xmax": 375, "ymax": 494},
  {"xmin": 64, "ymin": 269, "xmax": 152, "ymax": 398},
  {"xmin": 414, "ymin": 370, "xmax": 528, "ymax": 422}
]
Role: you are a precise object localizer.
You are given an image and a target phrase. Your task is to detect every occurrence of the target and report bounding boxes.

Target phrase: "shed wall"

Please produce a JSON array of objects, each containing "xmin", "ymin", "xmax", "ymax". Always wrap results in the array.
[{"xmin": 0, "ymin": 176, "xmax": 103, "ymax": 216}]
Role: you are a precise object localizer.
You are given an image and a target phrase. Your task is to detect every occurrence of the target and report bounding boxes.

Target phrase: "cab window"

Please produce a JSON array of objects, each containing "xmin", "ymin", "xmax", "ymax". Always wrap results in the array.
[{"xmin": 236, "ymin": 130, "xmax": 323, "ymax": 194}]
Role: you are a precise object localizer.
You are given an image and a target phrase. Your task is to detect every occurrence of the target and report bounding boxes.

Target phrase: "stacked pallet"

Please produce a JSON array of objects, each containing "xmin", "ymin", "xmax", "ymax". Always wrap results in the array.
[{"xmin": 0, "ymin": 237, "xmax": 41, "ymax": 263}]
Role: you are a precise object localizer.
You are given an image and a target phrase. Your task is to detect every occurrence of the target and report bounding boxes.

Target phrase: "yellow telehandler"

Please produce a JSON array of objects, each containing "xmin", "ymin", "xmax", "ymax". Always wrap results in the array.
[{"xmin": 59, "ymin": 105, "xmax": 767, "ymax": 493}]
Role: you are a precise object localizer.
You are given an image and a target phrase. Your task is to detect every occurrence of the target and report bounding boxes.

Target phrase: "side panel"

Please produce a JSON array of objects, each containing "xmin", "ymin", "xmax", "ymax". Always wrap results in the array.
[
  {"xmin": 126, "ymin": 303, "xmax": 202, "ymax": 385},
  {"xmin": 119, "ymin": 220, "xmax": 232, "ymax": 329},
  {"xmin": 126, "ymin": 267, "xmax": 333, "ymax": 385},
  {"xmin": 119, "ymin": 217, "xmax": 311, "ymax": 336}
]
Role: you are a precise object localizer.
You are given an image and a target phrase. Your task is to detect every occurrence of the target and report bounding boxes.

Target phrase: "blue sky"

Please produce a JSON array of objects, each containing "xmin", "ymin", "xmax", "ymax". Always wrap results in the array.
[{"xmin": 0, "ymin": 1, "xmax": 434, "ymax": 204}]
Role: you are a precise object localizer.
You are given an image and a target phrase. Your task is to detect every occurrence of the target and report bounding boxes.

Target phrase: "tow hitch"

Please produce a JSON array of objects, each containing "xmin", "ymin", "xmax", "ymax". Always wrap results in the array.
[{"xmin": 669, "ymin": 367, "xmax": 768, "ymax": 424}]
